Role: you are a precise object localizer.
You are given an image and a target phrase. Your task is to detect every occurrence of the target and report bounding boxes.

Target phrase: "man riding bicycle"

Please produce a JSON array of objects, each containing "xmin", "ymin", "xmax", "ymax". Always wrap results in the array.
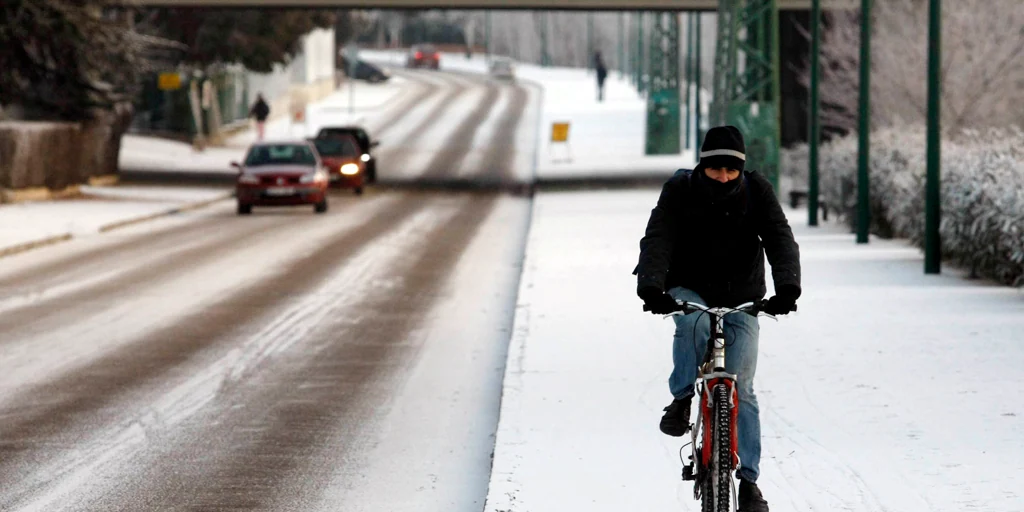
[{"xmin": 634, "ymin": 125, "xmax": 801, "ymax": 512}]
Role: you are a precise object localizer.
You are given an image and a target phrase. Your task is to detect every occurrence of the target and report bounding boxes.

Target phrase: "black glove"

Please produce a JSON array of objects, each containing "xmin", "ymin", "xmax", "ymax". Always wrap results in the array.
[
  {"xmin": 638, "ymin": 286, "xmax": 680, "ymax": 314},
  {"xmin": 762, "ymin": 285, "xmax": 800, "ymax": 315}
]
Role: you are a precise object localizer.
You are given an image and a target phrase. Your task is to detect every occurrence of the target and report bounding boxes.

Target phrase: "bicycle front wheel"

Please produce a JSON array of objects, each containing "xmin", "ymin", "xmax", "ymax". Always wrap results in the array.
[{"xmin": 708, "ymin": 383, "xmax": 733, "ymax": 512}]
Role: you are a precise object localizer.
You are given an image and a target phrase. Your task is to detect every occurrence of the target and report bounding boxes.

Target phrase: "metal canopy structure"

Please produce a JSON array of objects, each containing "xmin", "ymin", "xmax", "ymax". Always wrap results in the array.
[
  {"xmin": 710, "ymin": 0, "xmax": 782, "ymax": 189},
  {"xmin": 127, "ymin": 0, "xmax": 855, "ymax": 9}
]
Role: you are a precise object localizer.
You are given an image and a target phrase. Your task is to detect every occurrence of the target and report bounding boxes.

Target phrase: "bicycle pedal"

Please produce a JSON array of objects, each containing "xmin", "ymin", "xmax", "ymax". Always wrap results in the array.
[{"xmin": 682, "ymin": 463, "xmax": 695, "ymax": 481}]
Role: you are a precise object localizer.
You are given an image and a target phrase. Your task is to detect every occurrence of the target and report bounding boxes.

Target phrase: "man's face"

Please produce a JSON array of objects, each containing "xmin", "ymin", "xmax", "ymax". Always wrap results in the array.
[{"xmin": 704, "ymin": 167, "xmax": 741, "ymax": 183}]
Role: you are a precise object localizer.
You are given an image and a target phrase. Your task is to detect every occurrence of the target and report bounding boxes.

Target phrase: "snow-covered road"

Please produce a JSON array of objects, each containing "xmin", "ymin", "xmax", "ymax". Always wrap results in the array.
[{"xmin": 0, "ymin": 68, "xmax": 537, "ymax": 512}]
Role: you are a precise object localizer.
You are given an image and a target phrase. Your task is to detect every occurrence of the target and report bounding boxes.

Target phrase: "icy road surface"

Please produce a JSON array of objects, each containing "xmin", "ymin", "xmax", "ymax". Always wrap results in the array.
[{"xmin": 0, "ymin": 69, "xmax": 535, "ymax": 511}]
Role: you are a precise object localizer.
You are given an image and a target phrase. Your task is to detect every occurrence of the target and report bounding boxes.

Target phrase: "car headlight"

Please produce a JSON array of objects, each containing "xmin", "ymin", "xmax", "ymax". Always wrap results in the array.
[
  {"xmin": 360, "ymin": 154, "xmax": 371, "ymax": 162},
  {"xmin": 341, "ymin": 163, "xmax": 360, "ymax": 176},
  {"xmin": 300, "ymin": 171, "xmax": 328, "ymax": 184},
  {"xmin": 238, "ymin": 174, "xmax": 260, "ymax": 185}
]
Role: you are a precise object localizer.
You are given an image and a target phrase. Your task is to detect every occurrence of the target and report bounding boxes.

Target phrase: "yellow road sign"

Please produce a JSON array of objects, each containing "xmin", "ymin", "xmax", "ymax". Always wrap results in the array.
[
  {"xmin": 158, "ymin": 72, "xmax": 182, "ymax": 91},
  {"xmin": 551, "ymin": 122, "xmax": 570, "ymax": 143}
]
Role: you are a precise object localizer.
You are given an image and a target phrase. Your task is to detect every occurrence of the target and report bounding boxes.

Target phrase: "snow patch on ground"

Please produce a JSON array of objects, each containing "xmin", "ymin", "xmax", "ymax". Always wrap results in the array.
[
  {"xmin": 0, "ymin": 187, "xmax": 229, "ymax": 254},
  {"xmin": 484, "ymin": 189, "xmax": 1024, "ymax": 512}
]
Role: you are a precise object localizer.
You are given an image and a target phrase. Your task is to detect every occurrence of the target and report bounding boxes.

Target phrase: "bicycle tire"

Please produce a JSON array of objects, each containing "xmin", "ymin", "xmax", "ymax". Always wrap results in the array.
[{"xmin": 713, "ymin": 383, "xmax": 732, "ymax": 512}]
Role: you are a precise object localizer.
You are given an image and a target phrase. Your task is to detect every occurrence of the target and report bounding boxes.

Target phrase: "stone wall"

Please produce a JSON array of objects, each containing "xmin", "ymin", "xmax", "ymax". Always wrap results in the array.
[{"xmin": 0, "ymin": 105, "xmax": 130, "ymax": 199}]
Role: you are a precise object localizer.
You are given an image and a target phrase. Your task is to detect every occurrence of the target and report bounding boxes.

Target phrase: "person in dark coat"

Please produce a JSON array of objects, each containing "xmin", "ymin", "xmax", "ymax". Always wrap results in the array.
[
  {"xmin": 249, "ymin": 93, "xmax": 270, "ymax": 141},
  {"xmin": 634, "ymin": 125, "xmax": 801, "ymax": 512},
  {"xmin": 594, "ymin": 51, "xmax": 608, "ymax": 102}
]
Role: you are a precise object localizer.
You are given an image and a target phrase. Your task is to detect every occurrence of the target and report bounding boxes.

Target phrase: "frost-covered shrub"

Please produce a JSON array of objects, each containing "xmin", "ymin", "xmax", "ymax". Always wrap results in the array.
[{"xmin": 818, "ymin": 125, "xmax": 1024, "ymax": 286}]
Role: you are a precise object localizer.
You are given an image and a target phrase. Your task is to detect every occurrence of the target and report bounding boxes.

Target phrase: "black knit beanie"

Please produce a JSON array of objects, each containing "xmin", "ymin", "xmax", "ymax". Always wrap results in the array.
[{"xmin": 696, "ymin": 125, "xmax": 746, "ymax": 172}]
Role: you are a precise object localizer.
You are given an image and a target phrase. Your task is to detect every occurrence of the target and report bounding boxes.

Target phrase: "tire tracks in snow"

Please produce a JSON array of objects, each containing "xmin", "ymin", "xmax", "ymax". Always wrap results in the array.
[{"xmin": 0, "ymin": 193, "xmax": 441, "ymax": 508}]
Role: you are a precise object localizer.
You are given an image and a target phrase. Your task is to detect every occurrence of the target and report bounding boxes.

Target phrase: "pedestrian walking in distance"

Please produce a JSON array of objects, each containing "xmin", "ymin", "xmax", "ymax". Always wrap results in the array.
[
  {"xmin": 595, "ymin": 52, "xmax": 609, "ymax": 102},
  {"xmin": 249, "ymin": 93, "xmax": 270, "ymax": 141}
]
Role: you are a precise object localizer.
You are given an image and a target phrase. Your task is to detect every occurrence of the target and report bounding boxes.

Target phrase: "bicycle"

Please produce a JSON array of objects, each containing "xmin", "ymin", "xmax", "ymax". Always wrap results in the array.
[{"xmin": 647, "ymin": 299, "xmax": 791, "ymax": 512}]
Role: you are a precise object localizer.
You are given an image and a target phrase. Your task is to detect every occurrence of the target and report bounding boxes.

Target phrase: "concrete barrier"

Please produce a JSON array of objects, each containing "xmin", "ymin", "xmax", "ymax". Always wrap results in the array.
[{"xmin": 0, "ymin": 106, "xmax": 131, "ymax": 202}]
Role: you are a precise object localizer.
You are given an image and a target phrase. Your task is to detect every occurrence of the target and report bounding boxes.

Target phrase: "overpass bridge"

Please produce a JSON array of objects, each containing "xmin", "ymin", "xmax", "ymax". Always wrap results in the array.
[{"xmin": 131, "ymin": 0, "xmax": 854, "ymax": 8}]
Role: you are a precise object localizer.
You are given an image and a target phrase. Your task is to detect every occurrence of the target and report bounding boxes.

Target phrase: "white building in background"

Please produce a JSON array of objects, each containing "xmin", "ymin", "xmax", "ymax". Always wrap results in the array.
[{"xmin": 247, "ymin": 27, "xmax": 336, "ymax": 122}]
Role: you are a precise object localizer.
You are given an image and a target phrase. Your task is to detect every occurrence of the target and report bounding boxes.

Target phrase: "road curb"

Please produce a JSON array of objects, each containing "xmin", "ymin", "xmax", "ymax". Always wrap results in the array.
[
  {"xmin": 0, "ymin": 193, "xmax": 233, "ymax": 260},
  {"xmin": 98, "ymin": 193, "xmax": 233, "ymax": 233},
  {"xmin": 0, "ymin": 233, "xmax": 75, "ymax": 259}
]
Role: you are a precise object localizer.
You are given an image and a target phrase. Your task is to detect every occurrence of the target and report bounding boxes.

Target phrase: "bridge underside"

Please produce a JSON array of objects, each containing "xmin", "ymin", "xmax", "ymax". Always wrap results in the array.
[{"xmin": 128, "ymin": 0, "xmax": 856, "ymax": 10}]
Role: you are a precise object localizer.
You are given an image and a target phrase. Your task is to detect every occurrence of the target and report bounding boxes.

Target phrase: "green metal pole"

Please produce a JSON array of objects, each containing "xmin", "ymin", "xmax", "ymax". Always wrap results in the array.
[
  {"xmin": 809, "ymin": 0, "xmax": 821, "ymax": 225},
  {"xmin": 925, "ymin": 0, "xmax": 942, "ymax": 273},
  {"xmin": 638, "ymin": 12, "xmax": 646, "ymax": 95},
  {"xmin": 588, "ymin": 13, "xmax": 595, "ymax": 69},
  {"xmin": 485, "ymin": 11, "xmax": 491, "ymax": 61},
  {"xmin": 684, "ymin": 12, "xmax": 693, "ymax": 150},
  {"xmin": 619, "ymin": 12, "xmax": 626, "ymax": 76},
  {"xmin": 856, "ymin": 0, "xmax": 872, "ymax": 244},
  {"xmin": 695, "ymin": 11, "xmax": 702, "ymax": 146},
  {"xmin": 770, "ymin": 0, "xmax": 782, "ymax": 192},
  {"xmin": 541, "ymin": 13, "xmax": 550, "ymax": 67}
]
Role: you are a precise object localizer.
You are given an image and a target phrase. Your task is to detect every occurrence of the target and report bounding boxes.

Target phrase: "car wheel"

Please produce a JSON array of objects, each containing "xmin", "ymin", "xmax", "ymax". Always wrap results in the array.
[
  {"xmin": 237, "ymin": 203, "xmax": 252, "ymax": 215},
  {"xmin": 314, "ymin": 199, "xmax": 328, "ymax": 214},
  {"xmin": 354, "ymin": 186, "xmax": 364, "ymax": 196}
]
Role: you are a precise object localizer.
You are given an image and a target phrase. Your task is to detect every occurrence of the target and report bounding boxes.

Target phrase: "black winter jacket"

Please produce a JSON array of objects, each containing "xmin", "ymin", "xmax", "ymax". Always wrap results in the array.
[{"xmin": 634, "ymin": 169, "xmax": 801, "ymax": 307}]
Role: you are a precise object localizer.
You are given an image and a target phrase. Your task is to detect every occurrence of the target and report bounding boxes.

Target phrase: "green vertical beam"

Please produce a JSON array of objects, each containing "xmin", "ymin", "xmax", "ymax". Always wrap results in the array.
[
  {"xmin": 540, "ymin": 12, "xmax": 551, "ymax": 67},
  {"xmin": 485, "ymin": 11, "xmax": 491, "ymax": 60},
  {"xmin": 619, "ymin": 12, "xmax": 626, "ymax": 76},
  {"xmin": 638, "ymin": 12, "xmax": 646, "ymax": 95},
  {"xmin": 856, "ymin": 0, "xmax": 871, "ymax": 244},
  {"xmin": 808, "ymin": 0, "xmax": 821, "ymax": 226},
  {"xmin": 588, "ymin": 13, "xmax": 595, "ymax": 69},
  {"xmin": 925, "ymin": 0, "xmax": 942, "ymax": 273},
  {"xmin": 684, "ymin": 12, "xmax": 693, "ymax": 150},
  {"xmin": 645, "ymin": 11, "xmax": 681, "ymax": 155},
  {"xmin": 695, "ymin": 11, "xmax": 702, "ymax": 146}
]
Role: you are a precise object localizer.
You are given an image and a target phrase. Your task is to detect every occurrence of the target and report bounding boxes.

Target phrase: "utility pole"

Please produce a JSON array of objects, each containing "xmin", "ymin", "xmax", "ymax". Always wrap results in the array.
[
  {"xmin": 808, "ymin": 0, "xmax": 821, "ymax": 226},
  {"xmin": 925, "ymin": 0, "xmax": 942, "ymax": 273},
  {"xmin": 856, "ymin": 0, "xmax": 872, "ymax": 244}
]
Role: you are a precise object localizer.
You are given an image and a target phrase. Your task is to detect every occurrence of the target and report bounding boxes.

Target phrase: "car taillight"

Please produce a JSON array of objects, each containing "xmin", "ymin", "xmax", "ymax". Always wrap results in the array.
[{"xmin": 415, "ymin": 52, "xmax": 423, "ymax": 59}]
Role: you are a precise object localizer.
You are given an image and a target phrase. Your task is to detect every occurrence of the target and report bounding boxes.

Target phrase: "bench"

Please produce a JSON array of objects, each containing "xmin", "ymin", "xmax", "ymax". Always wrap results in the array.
[{"xmin": 788, "ymin": 189, "xmax": 830, "ymax": 221}]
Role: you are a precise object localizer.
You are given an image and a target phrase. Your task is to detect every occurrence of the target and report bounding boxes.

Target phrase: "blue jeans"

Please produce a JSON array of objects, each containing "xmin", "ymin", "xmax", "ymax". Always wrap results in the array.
[{"xmin": 667, "ymin": 287, "xmax": 762, "ymax": 483}]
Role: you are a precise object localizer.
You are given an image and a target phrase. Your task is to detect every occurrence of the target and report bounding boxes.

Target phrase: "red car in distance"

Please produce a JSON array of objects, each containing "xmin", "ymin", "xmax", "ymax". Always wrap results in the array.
[
  {"xmin": 407, "ymin": 44, "xmax": 440, "ymax": 70},
  {"xmin": 310, "ymin": 135, "xmax": 366, "ymax": 195},
  {"xmin": 233, "ymin": 141, "xmax": 329, "ymax": 215}
]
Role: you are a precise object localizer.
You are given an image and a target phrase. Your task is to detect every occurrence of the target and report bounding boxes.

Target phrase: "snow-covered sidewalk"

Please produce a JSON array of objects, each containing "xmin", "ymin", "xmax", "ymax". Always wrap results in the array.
[
  {"xmin": 484, "ymin": 189, "xmax": 1024, "ymax": 512},
  {"xmin": 0, "ymin": 186, "xmax": 230, "ymax": 258}
]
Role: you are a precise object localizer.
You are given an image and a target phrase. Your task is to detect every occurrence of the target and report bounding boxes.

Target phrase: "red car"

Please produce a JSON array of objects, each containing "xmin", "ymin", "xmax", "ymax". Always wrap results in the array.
[
  {"xmin": 407, "ymin": 44, "xmax": 440, "ymax": 69},
  {"xmin": 310, "ymin": 134, "xmax": 367, "ymax": 195},
  {"xmin": 233, "ymin": 141, "xmax": 329, "ymax": 215}
]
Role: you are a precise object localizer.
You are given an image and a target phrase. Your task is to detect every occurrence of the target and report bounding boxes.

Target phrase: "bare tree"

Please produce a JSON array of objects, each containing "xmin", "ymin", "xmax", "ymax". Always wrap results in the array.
[{"xmin": 811, "ymin": 0, "xmax": 1024, "ymax": 134}]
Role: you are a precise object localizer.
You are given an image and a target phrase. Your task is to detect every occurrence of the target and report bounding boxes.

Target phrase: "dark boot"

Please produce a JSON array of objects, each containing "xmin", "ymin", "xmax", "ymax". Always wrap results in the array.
[
  {"xmin": 659, "ymin": 396, "xmax": 691, "ymax": 437},
  {"xmin": 738, "ymin": 479, "xmax": 770, "ymax": 512}
]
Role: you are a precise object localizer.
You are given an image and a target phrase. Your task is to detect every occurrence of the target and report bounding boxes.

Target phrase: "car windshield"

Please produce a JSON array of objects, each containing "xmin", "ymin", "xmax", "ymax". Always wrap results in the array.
[
  {"xmin": 318, "ymin": 128, "xmax": 369, "ymax": 150},
  {"xmin": 244, "ymin": 144, "xmax": 317, "ymax": 166},
  {"xmin": 313, "ymin": 137, "xmax": 358, "ymax": 157}
]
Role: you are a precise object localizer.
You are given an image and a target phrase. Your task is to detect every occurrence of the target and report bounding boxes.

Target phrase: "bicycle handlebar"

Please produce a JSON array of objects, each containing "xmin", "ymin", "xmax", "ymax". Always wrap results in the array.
[{"xmin": 642, "ymin": 299, "xmax": 796, "ymax": 318}]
